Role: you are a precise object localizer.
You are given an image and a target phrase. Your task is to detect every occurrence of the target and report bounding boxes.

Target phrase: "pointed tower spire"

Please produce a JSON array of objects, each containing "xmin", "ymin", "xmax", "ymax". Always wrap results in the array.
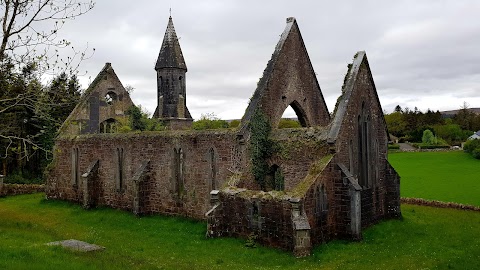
[
  {"xmin": 153, "ymin": 16, "xmax": 192, "ymax": 129},
  {"xmin": 155, "ymin": 16, "xmax": 187, "ymax": 71}
]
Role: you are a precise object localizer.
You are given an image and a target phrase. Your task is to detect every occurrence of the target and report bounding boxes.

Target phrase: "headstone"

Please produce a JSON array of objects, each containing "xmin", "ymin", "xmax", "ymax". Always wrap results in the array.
[{"xmin": 46, "ymin": 239, "xmax": 105, "ymax": 252}]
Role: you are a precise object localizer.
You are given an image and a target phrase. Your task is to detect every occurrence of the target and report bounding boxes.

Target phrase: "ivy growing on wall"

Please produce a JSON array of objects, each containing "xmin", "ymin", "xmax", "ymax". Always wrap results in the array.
[{"xmin": 249, "ymin": 109, "xmax": 278, "ymax": 190}]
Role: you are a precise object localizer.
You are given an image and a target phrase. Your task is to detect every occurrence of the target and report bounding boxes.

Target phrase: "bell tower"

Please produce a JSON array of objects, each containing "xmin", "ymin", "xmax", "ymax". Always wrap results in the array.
[{"xmin": 153, "ymin": 16, "xmax": 193, "ymax": 129}]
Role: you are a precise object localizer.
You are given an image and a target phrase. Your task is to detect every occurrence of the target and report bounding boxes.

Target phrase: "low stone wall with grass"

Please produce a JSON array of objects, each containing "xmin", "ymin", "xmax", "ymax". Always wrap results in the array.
[
  {"xmin": 0, "ymin": 181, "xmax": 45, "ymax": 197},
  {"xmin": 401, "ymin": 197, "xmax": 480, "ymax": 212}
]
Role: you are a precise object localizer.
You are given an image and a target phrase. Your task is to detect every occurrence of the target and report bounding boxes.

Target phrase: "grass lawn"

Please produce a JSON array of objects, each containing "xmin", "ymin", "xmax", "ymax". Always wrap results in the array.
[
  {"xmin": 1, "ymin": 193, "xmax": 479, "ymax": 269},
  {"xmin": 389, "ymin": 151, "xmax": 480, "ymax": 206}
]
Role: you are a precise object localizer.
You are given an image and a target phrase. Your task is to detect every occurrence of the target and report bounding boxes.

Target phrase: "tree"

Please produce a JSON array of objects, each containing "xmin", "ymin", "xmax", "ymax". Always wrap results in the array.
[
  {"xmin": 1, "ymin": 0, "xmax": 95, "ymax": 70},
  {"xmin": 422, "ymin": 129, "xmax": 437, "ymax": 145},
  {"xmin": 0, "ymin": 1, "xmax": 94, "ymax": 179},
  {"xmin": 394, "ymin": 105, "xmax": 402, "ymax": 113},
  {"xmin": 384, "ymin": 112, "xmax": 406, "ymax": 137},
  {"xmin": 454, "ymin": 102, "xmax": 475, "ymax": 131}
]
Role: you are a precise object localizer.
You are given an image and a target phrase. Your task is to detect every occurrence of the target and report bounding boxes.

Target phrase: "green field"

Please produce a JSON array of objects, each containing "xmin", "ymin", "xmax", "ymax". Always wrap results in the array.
[
  {"xmin": 389, "ymin": 151, "xmax": 480, "ymax": 206},
  {"xmin": 1, "ymin": 193, "xmax": 479, "ymax": 270}
]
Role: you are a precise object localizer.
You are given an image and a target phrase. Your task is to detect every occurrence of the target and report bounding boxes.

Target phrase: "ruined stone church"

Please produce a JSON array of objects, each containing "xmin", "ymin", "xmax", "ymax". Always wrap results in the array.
[{"xmin": 46, "ymin": 16, "xmax": 401, "ymax": 257}]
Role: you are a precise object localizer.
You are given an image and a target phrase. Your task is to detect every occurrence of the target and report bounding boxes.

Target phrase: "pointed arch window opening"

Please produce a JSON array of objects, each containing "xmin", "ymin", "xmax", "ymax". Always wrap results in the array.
[
  {"xmin": 71, "ymin": 147, "xmax": 80, "ymax": 186},
  {"xmin": 278, "ymin": 101, "xmax": 309, "ymax": 128},
  {"xmin": 265, "ymin": 164, "xmax": 284, "ymax": 191},
  {"xmin": 174, "ymin": 148, "xmax": 185, "ymax": 196},
  {"xmin": 358, "ymin": 102, "xmax": 371, "ymax": 188},
  {"xmin": 100, "ymin": 118, "xmax": 118, "ymax": 133},
  {"xmin": 115, "ymin": 147, "xmax": 124, "ymax": 192},
  {"xmin": 315, "ymin": 184, "xmax": 328, "ymax": 220},
  {"xmin": 209, "ymin": 148, "xmax": 216, "ymax": 190}
]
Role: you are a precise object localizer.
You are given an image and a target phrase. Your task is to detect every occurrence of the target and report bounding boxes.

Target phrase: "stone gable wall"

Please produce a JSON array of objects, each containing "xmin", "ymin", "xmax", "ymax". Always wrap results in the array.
[
  {"xmin": 61, "ymin": 64, "xmax": 135, "ymax": 136},
  {"xmin": 332, "ymin": 60, "xmax": 400, "ymax": 228}
]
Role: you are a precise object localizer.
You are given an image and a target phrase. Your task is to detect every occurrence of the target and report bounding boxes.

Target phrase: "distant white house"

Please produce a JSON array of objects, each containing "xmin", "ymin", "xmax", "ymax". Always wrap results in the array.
[{"xmin": 468, "ymin": 130, "xmax": 480, "ymax": 140}]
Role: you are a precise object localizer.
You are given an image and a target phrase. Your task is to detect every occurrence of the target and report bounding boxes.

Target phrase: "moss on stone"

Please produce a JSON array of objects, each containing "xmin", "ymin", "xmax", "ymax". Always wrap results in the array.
[{"xmin": 289, "ymin": 154, "xmax": 333, "ymax": 198}]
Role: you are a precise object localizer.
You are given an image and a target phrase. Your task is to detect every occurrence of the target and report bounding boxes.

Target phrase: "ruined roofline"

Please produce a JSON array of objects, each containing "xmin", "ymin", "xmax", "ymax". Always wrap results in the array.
[
  {"xmin": 58, "ymin": 63, "xmax": 116, "ymax": 135},
  {"xmin": 240, "ymin": 17, "xmax": 330, "ymax": 134},
  {"xmin": 239, "ymin": 17, "xmax": 296, "ymax": 134},
  {"xmin": 57, "ymin": 62, "xmax": 134, "ymax": 136},
  {"xmin": 327, "ymin": 51, "xmax": 389, "ymax": 144}
]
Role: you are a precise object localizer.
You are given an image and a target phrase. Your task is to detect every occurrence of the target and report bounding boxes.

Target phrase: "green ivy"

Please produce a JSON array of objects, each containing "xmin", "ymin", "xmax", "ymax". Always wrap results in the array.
[{"xmin": 249, "ymin": 109, "xmax": 278, "ymax": 190}]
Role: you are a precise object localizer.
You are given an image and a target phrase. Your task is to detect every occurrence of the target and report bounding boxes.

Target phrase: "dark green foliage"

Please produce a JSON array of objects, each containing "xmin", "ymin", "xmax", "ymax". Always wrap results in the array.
[
  {"xmin": 472, "ymin": 148, "xmax": 480, "ymax": 159},
  {"xmin": 388, "ymin": 144, "xmax": 400, "ymax": 150},
  {"xmin": 249, "ymin": 109, "xmax": 278, "ymax": 190},
  {"xmin": 412, "ymin": 144, "xmax": 450, "ymax": 149},
  {"xmin": 192, "ymin": 113, "xmax": 229, "ymax": 130},
  {"xmin": 273, "ymin": 168, "xmax": 284, "ymax": 191},
  {"xmin": 126, "ymin": 105, "xmax": 146, "ymax": 131},
  {"xmin": 464, "ymin": 139, "xmax": 480, "ymax": 159},
  {"xmin": 463, "ymin": 139, "xmax": 480, "ymax": 153},
  {"xmin": 385, "ymin": 105, "xmax": 480, "ymax": 144},
  {"xmin": 433, "ymin": 123, "xmax": 472, "ymax": 145},
  {"xmin": 0, "ymin": 61, "xmax": 81, "ymax": 181},
  {"xmin": 3, "ymin": 170, "xmax": 43, "ymax": 184},
  {"xmin": 125, "ymin": 106, "xmax": 164, "ymax": 132},
  {"xmin": 277, "ymin": 118, "xmax": 301, "ymax": 129}
]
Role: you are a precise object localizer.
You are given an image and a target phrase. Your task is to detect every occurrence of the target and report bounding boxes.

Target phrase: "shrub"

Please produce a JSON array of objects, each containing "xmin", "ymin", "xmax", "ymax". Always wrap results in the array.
[
  {"xmin": 464, "ymin": 139, "xmax": 480, "ymax": 154},
  {"xmin": 472, "ymin": 148, "xmax": 480, "ymax": 159},
  {"xmin": 422, "ymin": 129, "xmax": 436, "ymax": 144},
  {"xmin": 4, "ymin": 172, "xmax": 43, "ymax": 184},
  {"xmin": 193, "ymin": 113, "xmax": 229, "ymax": 130},
  {"xmin": 388, "ymin": 144, "xmax": 400, "ymax": 150}
]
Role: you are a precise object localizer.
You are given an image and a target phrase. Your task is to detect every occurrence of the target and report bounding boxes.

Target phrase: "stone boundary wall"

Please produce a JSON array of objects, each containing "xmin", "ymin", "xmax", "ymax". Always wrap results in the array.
[
  {"xmin": 393, "ymin": 148, "xmax": 462, "ymax": 153},
  {"xmin": 0, "ymin": 184, "xmax": 45, "ymax": 197},
  {"xmin": 401, "ymin": 197, "xmax": 480, "ymax": 212}
]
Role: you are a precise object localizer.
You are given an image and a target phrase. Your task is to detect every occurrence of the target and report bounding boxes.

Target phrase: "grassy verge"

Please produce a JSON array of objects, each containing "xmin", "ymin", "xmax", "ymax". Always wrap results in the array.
[
  {"xmin": 389, "ymin": 151, "xmax": 480, "ymax": 206},
  {"xmin": 1, "ymin": 193, "xmax": 479, "ymax": 269}
]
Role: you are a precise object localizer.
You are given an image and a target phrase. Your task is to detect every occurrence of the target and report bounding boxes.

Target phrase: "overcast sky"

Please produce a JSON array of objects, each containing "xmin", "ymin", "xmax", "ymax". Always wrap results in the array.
[{"xmin": 59, "ymin": 0, "xmax": 480, "ymax": 119}]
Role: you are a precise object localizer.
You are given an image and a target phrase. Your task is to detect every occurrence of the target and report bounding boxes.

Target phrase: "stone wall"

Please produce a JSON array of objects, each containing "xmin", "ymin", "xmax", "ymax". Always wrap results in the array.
[
  {"xmin": 0, "ymin": 183, "xmax": 45, "ymax": 197},
  {"xmin": 241, "ymin": 18, "xmax": 330, "ymax": 130},
  {"xmin": 302, "ymin": 159, "xmax": 345, "ymax": 245},
  {"xmin": 59, "ymin": 63, "xmax": 135, "ymax": 136},
  {"xmin": 328, "ymin": 52, "xmax": 401, "ymax": 229},
  {"xmin": 47, "ymin": 130, "xmax": 240, "ymax": 219},
  {"xmin": 209, "ymin": 188, "xmax": 295, "ymax": 251}
]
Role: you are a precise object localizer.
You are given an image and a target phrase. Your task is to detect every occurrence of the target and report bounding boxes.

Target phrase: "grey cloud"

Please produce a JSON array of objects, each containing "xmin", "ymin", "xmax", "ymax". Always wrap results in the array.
[{"xmin": 54, "ymin": 0, "xmax": 480, "ymax": 118}]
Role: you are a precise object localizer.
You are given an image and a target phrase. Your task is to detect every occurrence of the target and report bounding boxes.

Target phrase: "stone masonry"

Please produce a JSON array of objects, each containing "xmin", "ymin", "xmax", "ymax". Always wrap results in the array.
[{"xmin": 46, "ymin": 16, "xmax": 401, "ymax": 257}]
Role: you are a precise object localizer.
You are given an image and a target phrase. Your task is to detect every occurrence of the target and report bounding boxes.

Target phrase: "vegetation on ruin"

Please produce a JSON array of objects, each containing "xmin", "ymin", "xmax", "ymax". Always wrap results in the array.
[
  {"xmin": 249, "ymin": 109, "xmax": 279, "ymax": 190},
  {"xmin": 290, "ymin": 155, "xmax": 332, "ymax": 198},
  {"xmin": 1, "ymin": 193, "xmax": 479, "ymax": 269},
  {"xmin": 389, "ymin": 151, "xmax": 480, "ymax": 206},
  {"xmin": 192, "ymin": 113, "xmax": 229, "ymax": 130},
  {"xmin": 277, "ymin": 118, "xmax": 301, "ymax": 128}
]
